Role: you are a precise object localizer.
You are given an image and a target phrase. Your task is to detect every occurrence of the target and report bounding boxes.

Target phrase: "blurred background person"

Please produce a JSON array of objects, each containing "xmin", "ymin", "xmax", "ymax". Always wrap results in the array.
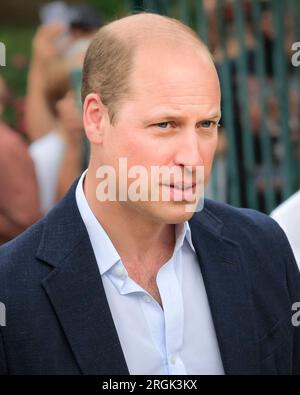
[
  {"xmin": 25, "ymin": 3, "xmax": 101, "ymax": 142},
  {"xmin": 29, "ymin": 59, "xmax": 84, "ymax": 212},
  {"xmin": 0, "ymin": 73, "xmax": 41, "ymax": 245},
  {"xmin": 271, "ymin": 190, "xmax": 300, "ymax": 268},
  {"xmin": 26, "ymin": 3, "xmax": 102, "ymax": 212}
]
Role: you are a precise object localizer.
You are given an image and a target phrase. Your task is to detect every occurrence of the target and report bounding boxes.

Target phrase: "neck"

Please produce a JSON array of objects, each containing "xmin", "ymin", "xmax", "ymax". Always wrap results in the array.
[{"xmin": 84, "ymin": 168, "xmax": 176, "ymax": 263}]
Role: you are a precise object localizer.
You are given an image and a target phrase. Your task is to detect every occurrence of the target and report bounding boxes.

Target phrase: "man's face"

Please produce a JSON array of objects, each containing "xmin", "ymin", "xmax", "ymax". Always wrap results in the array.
[{"xmin": 97, "ymin": 41, "xmax": 221, "ymax": 224}]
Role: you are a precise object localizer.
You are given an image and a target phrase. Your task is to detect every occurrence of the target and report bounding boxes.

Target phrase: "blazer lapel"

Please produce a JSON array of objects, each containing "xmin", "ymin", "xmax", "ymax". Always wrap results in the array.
[
  {"xmin": 189, "ymin": 208, "xmax": 259, "ymax": 375},
  {"xmin": 36, "ymin": 181, "xmax": 129, "ymax": 375}
]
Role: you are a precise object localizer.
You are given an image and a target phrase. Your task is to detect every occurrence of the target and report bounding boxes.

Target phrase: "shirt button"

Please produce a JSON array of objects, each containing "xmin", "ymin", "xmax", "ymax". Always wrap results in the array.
[
  {"xmin": 143, "ymin": 295, "xmax": 152, "ymax": 303},
  {"xmin": 170, "ymin": 354, "xmax": 177, "ymax": 365},
  {"xmin": 114, "ymin": 266, "xmax": 126, "ymax": 278}
]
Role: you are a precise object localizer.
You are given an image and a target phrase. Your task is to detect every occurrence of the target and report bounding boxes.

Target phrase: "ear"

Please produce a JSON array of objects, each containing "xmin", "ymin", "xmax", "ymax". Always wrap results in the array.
[{"xmin": 83, "ymin": 93, "xmax": 108, "ymax": 144}]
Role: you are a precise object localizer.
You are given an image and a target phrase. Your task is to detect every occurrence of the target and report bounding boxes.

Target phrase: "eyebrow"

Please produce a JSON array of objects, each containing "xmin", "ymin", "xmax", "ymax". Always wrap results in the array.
[
  {"xmin": 147, "ymin": 110, "xmax": 222, "ymax": 122},
  {"xmin": 204, "ymin": 112, "xmax": 222, "ymax": 120}
]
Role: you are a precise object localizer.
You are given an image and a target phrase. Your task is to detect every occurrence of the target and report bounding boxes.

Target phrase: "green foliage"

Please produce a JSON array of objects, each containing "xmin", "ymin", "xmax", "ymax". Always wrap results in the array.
[
  {"xmin": 0, "ymin": 27, "xmax": 35, "ymax": 126},
  {"xmin": 88, "ymin": 0, "xmax": 131, "ymax": 21},
  {"xmin": 0, "ymin": 26, "xmax": 34, "ymax": 95}
]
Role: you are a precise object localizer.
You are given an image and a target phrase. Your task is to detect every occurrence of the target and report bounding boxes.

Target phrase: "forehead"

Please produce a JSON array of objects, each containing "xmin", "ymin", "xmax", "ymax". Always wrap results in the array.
[{"xmin": 128, "ymin": 41, "xmax": 220, "ymax": 110}]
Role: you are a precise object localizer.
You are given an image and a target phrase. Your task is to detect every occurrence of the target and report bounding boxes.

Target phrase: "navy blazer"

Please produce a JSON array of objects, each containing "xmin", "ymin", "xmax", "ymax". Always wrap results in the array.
[{"xmin": 0, "ymin": 179, "xmax": 300, "ymax": 375}]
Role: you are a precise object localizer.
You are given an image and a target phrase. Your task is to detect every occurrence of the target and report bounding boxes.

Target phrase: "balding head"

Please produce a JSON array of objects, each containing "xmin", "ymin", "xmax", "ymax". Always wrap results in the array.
[
  {"xmin": 81, "ymin": 13, "xmax": 213, "ymax": 123},
  {"xmin": 105, "ymin": 13, "xmax": 206, "ymax": 48}
]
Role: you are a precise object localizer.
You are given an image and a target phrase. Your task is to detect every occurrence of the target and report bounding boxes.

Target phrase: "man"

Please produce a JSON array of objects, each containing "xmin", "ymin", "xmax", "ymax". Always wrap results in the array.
[
  {"xmin": 0, "ymin": 13, "xmax": 299, "ymax": 375},
  {"xmin": 0, "ymin": 74, "xmax": 41, "ymax": 244},
  {"xmin": 271, "ymin": 190, "xmax": 300, "ymax": 269}
]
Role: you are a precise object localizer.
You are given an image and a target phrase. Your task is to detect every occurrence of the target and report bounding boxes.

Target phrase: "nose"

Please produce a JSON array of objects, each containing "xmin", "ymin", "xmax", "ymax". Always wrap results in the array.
[{"xmin": 173, "ymin": 130, "xmax": 204, "ymax": 170}]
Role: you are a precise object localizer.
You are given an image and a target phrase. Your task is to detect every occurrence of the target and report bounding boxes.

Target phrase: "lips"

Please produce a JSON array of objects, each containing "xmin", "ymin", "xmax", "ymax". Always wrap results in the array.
[
  {"xmin": 168, "ymin": 182, "xmax": 196, "ymax": 190},
  {"xmin": 161, "ymin": 183, "xmax": 198, "ymax": 202}
]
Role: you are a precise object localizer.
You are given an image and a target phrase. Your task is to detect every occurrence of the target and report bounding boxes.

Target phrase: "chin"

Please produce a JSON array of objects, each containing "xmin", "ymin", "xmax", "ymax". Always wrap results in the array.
[
  {"xmin": 150, "ymin": 201, "xmax": 198, "ymax": 224},
  {"xmin": 127, "ymin": 199, "xmax": 200, "ymax": 225}
]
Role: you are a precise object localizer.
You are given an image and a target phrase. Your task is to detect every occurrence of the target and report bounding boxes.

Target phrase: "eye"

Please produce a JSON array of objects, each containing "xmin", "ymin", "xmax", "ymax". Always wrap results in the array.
[
  {"xmin": 155, "ymin": 121, "xmax": 173, "ymax": 129},
  {"xmin": 199, "ymin": 120, "xmax": 217, "ymax": 128}
]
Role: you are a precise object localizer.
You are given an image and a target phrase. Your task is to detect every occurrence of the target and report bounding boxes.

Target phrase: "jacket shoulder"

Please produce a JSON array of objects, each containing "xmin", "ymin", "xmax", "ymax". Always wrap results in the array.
[
  {"xmin": 203, "ymin": 199, "xmax": 283, "ymax": 235},
  {"xmin": 198, "ymin": 199, "xmax": 295, "ymax": 262},
  {"xmin": 0, "ymin": 215, "xmax": 45, "ymax": 258},
  {"xmin": 0, "ymin": 217, "xmax": 46, "ymax": 293}
]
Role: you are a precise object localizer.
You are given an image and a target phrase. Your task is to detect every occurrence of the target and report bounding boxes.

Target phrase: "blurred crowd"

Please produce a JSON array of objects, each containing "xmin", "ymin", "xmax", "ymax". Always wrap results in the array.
[
  {"xmin": 0, "ymin": 0, "xmax": 299, "ymax": 245},
  {"xmin": 0, "ymin": 2, "xmax": 102, "ymax": 244},
  {"xmin": 203, "ymin": 0, "xmax": 300, "ymax": 210}
]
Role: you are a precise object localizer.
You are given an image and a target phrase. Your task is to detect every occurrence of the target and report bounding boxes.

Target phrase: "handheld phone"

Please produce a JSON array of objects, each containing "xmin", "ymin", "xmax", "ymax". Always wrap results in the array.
[{"xmin": 39, "ymin": 1, "xmax": 70, "ymax": 26}]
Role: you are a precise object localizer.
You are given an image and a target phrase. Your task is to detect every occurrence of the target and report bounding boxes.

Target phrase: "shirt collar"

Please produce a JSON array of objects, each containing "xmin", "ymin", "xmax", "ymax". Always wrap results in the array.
[
  {"xmin": 175, "ymin": 221, "xmax": 196, "ymax": 254},
  {"xmin": 76, "ymin": 170, "xmax": 196, "ymax": 276},
  {"xmin": 76, "ymin": 170, "xmax": 121, "ymax": 275}
]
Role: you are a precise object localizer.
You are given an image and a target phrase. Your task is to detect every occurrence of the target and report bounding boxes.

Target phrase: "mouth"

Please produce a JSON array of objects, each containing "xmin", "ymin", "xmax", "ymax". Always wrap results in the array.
[
  {"xmin": 167, "ymin": 182, "xmax": 196, "ymax": 190},
  {"xmin": 160, "ymin": 182, "xmax": 198, "ymax": 202}
]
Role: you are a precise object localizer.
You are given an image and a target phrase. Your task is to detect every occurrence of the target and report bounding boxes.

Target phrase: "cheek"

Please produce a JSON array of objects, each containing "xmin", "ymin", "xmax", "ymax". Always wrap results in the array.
[
  {"xmin": 210, "ymin": 138, "xmax": 218, "ymax": 159},
  {"xmin": 114, "ymin": 130, "xmax": 160, "ymax": 167},
  {"xmin": 201, "ymin": 137, "xmax": 218, "ymax": 168}
]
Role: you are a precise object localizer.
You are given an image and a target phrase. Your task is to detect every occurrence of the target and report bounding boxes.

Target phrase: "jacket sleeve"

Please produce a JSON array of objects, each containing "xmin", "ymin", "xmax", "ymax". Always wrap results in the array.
[
  {"xmin": 285, "ymin": 243, "xmax": 300, "ymax": 375},
  {"xmin": 275, "ymin": 222, "xmax": 300, "ymax": 375}
]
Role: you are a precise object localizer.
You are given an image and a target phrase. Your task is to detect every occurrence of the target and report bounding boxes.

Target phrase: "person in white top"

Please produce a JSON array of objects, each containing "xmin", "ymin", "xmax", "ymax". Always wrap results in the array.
[
  {"xmin": 271, "ymin": 190, "xmax": 300, "ymax": 269},
  {"xmin": 29, "ymin": 60, "xmax": 84, "ymax": 212}
]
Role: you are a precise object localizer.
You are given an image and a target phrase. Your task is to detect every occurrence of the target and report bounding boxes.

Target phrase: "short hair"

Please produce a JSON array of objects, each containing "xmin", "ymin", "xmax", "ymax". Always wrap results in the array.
[
  {"xmin": 81, "ymin": 28, "xmax": 133, "ymax": 124},
  {"xmin": 81, "ymin": 13, "xmax": 208, "ymax": 124}
]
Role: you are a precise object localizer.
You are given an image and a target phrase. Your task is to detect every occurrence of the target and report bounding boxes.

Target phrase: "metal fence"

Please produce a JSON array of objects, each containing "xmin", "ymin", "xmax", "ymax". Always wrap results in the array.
[{"xmin": 130, "ymin": 0, "xmax": 300, "ymax": 213}]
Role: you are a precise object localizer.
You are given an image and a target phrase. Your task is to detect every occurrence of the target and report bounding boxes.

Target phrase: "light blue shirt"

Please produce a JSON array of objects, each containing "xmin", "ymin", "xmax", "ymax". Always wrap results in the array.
[{"xmin": 76, "ymin": 171, "xmax": 224, "ymax": 375}]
